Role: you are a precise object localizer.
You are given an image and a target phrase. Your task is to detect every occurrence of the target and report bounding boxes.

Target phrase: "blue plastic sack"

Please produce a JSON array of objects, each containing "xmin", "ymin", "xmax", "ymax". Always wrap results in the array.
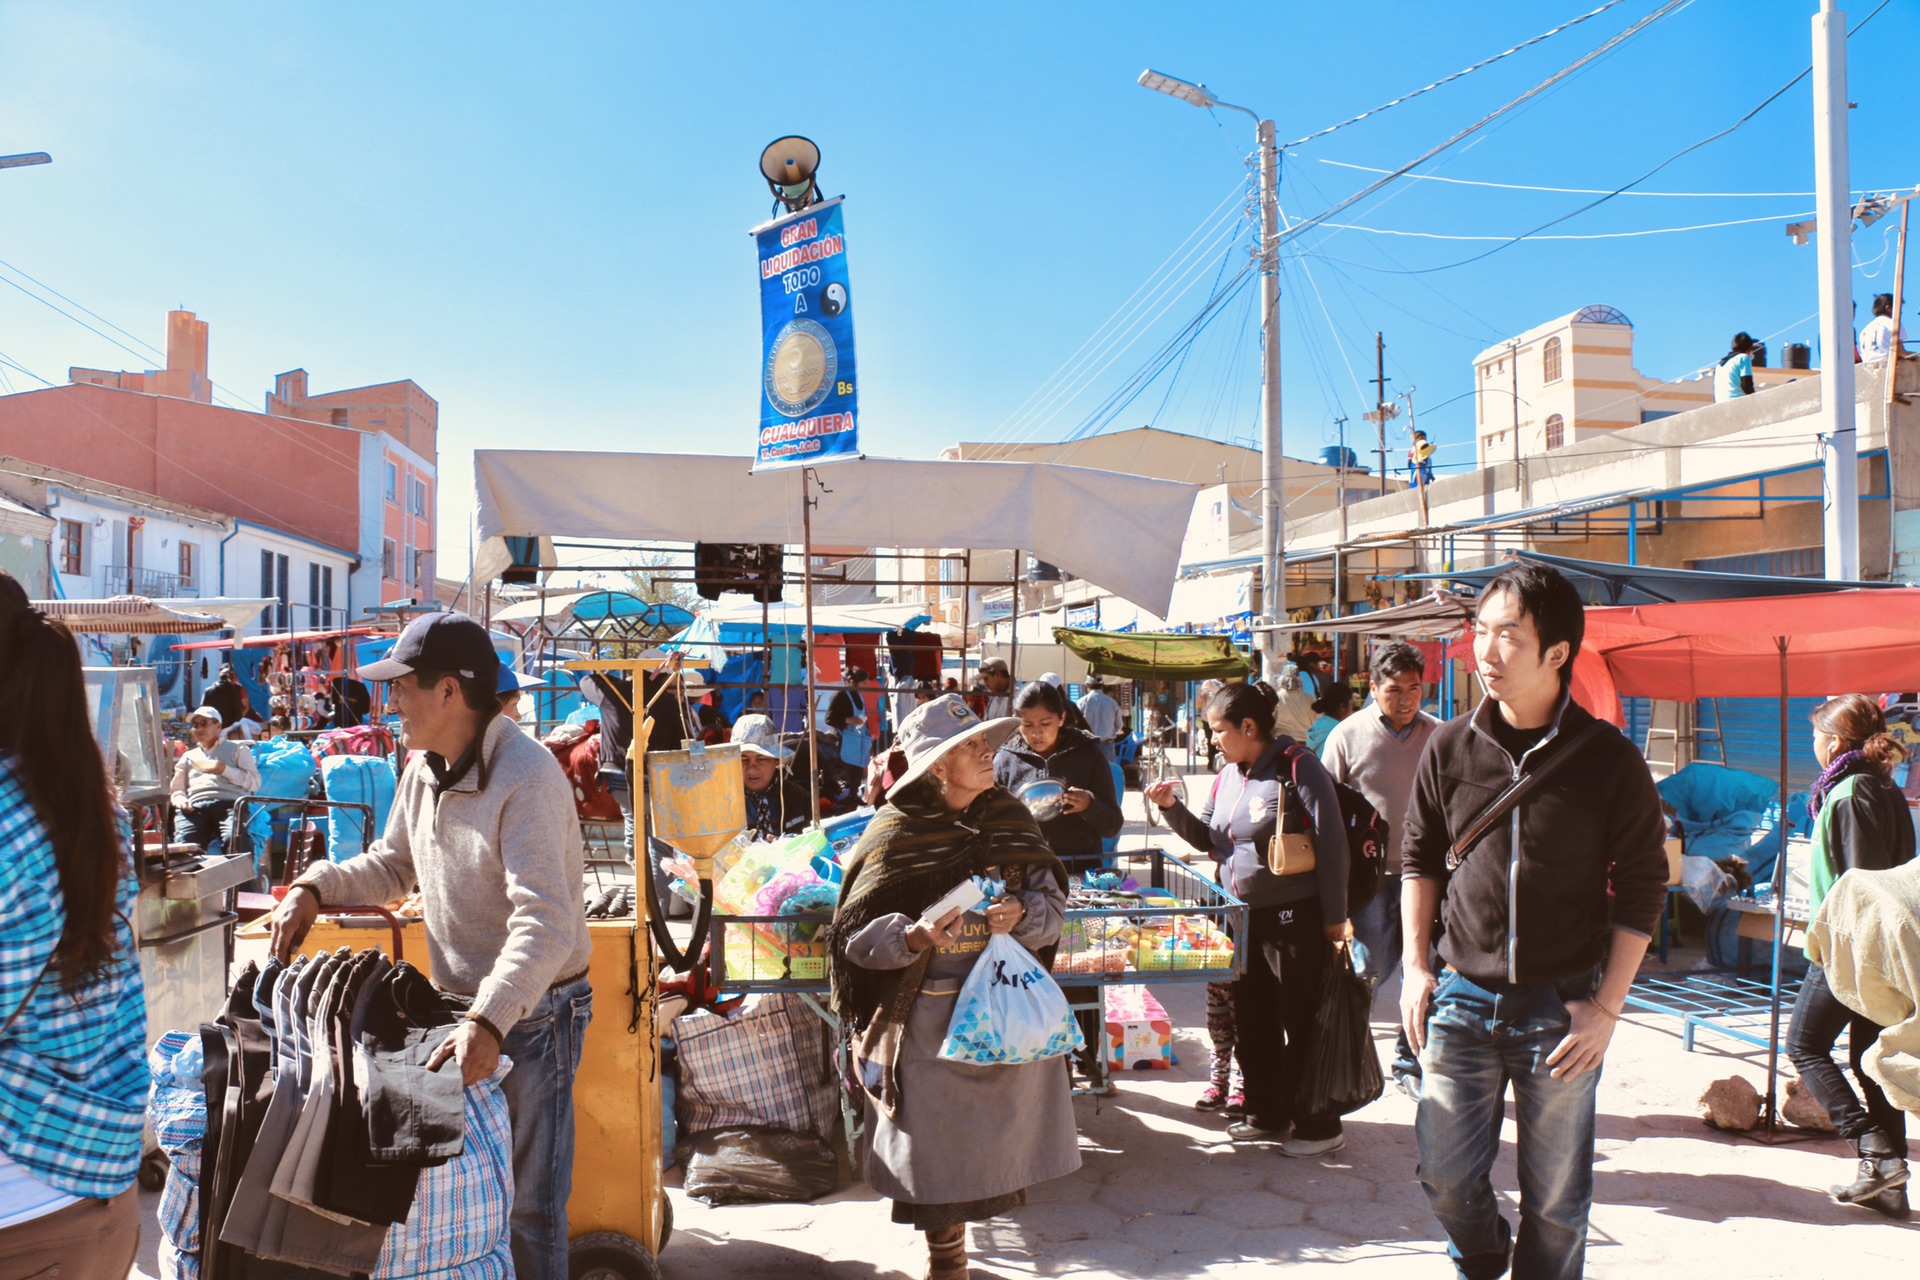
[
  {"xmin": 938, "ymin": 933, "xmax": 1085, "ymax": 1066},
  {"xmin": 321, "ymin": 754, "xmax": 397, "ymax": 861},
  {"xmin": 1657, "ymin": 763, "xmax": 1780, "ymax": 827},
  {"xmin": 245, "ymin": 738, "xmax": 319, "ymax": 851}
]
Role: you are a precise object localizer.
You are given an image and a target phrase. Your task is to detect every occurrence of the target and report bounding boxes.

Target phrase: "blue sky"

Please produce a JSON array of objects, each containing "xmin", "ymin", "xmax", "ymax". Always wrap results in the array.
[{"xmin": 0, "ymin": 1, "xmax": 1912, "ymax": 576}]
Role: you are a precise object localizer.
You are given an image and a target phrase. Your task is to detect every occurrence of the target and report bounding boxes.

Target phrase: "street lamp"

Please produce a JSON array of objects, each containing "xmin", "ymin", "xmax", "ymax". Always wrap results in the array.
[
  {"xmin": 0, "ymin": 152, "xmax": 51, "ymax": 171},
  {"xmin": 1139, "ymin": 69, "xmax": 1283, "ymax": 679}
]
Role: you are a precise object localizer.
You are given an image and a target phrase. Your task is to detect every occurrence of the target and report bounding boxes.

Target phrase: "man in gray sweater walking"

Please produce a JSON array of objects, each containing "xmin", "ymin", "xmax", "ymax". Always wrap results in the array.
[
  {"xmin": 269, "ymin": 614, "xmax": 592, "ymax": 1280},
  {"xmin": 1320, "ymin": 640, "xmax": 1439, "ymax": 1093}
]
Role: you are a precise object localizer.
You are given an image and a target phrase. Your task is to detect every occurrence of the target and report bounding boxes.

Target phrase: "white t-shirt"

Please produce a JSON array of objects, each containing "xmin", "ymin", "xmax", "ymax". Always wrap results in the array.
[
  {"xmin": 1714, "ymin": 351, "xmax": 1753, "ymax": 403},
  {"xmin": 1862, "ymin": 315, "xmax": 1902, "ymax": 364},
  {"xmin": 0, "ymin": 1147, "xmax": 80, "ymax": 1229}
]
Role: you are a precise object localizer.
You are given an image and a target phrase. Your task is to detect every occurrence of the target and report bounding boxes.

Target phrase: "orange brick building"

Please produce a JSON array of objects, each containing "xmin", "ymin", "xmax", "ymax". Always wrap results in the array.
[{"xmin": 12, "ymin": 309, "xmax": 436, "ymax": 619}]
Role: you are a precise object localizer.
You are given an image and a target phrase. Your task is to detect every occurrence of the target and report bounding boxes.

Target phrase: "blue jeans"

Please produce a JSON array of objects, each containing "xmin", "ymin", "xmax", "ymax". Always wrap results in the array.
[
  {"xmin": 1350, "ymin": 873, "xmax": 1403, "ymax": 994},
  {"xmin": 499, "ymin": 976, "xmax": 594, "ymax": 1280},
  {"xmin": 1416, "ymin": 969, "xmax": 1600, "ymax": 1280}
]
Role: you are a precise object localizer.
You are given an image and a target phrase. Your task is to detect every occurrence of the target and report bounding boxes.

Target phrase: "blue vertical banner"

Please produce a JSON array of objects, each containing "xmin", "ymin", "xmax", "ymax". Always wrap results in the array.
[{"xmin": 753, "ymin": 196, "xmax": 859, "ymax": 469}]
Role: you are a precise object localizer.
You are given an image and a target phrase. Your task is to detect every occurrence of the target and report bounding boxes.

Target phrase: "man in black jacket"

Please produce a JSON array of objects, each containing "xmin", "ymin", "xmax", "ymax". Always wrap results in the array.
[{"xmin": 1400, "ymin": 563, "xmax": 1666, "ymax": 1280}]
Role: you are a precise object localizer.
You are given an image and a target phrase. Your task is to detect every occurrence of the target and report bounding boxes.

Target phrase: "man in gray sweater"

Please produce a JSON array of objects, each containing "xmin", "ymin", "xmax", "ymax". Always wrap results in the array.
[
  {"xmin": 1320, "ymin": 641, "xmax": 1439, "ymax": 1091},
  {"xmin": 269, "ymin": 614, "xmax": 592, "ymax": 1280}
]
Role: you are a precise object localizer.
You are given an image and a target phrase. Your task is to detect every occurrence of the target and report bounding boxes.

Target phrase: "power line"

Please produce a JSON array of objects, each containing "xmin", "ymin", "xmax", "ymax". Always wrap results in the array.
[
  {"xmin": 977, "ymin": 180, "xmax": 1251, "ymax": 457},
  {"xmin": 1319, "ymin": 209, "xmax": 1812, "ymax": 241},
  {"xmin": 1315, "ymin": 158, "xmax": 1884, "ymax": 199},
  {"xmin": 1279, "ymin": 0, "xmax": 1634, "ymax": 151},
  {"xmin": 1368, "ymin": 0, "xmax": 1896, "ymax": 275},
  {"xmin": 1271, "ymin": 0, "xmax": 1696, "ymax": 256}
]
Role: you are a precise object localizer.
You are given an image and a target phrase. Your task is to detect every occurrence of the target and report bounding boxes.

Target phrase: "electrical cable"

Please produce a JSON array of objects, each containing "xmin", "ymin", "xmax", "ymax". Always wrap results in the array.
[
  {"xmin": 1318, "ymin": 209, "xmax": 1813, "ymax": 241},
  {"xmin": 998, "ymin": 213, "xmax": 1257, "ymax": 455},
  {"xmin": 1316, "ymin": 158, "xmax": 1887, "ymax": 199},
  {"xmin": 1360, "ymin": 0, "xmax": 1895, "ymax": 275},
  {"xmin": 1270, "ymin": 0, "xmax": 1695, "ymax": 255},
  {"xmin": 976, "ymin": 181, "xmax": 1250, "ymax": 457},
  {"xmin": 1056, "ymin": 260, "xmax": 1259, "ymax": 443},
  {"xmin": 1278, "ymin": 0, "xmax": 1634, "ymax": 150}
]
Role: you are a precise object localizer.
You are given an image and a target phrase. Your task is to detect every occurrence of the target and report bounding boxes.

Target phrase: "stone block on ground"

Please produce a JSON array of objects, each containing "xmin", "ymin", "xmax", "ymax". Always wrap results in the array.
[{"xmin": 1699, "ymin": 1075, "xmax": 1761, "ymax": 1131}]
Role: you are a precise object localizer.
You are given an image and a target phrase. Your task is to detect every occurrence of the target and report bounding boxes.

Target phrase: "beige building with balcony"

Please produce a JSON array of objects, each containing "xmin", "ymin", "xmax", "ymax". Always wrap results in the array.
[{"xmin": 1472, "ymin": 304, "xmax": 1819, "ymax": 468}]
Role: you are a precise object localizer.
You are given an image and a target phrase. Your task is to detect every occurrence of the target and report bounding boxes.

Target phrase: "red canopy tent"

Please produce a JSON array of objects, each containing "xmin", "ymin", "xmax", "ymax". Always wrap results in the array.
[
  {"xmin": 1571, "ymin": 589, "xmax": 1920, "ymax": 726},
  {"xmin": 1457, "ymin": 587, "xmax": 1920, "ymax": 1133}
]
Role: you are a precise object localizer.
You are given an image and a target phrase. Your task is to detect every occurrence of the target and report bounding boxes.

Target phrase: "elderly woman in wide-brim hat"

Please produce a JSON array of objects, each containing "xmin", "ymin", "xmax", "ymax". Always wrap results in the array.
[{"xmin": 826, "ymin": 695, "xmax": 1081, "ymax": 1280}]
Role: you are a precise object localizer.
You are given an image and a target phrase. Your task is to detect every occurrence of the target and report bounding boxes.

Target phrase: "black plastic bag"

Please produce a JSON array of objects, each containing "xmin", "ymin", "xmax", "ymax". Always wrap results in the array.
[
  {"xmin": 680, "ymin": 1126, "xmax": 838, "ymax": 1206},
  {"xmin": 1295, "ymin": 945, "xmax": 1385, "ymax": 1117}
]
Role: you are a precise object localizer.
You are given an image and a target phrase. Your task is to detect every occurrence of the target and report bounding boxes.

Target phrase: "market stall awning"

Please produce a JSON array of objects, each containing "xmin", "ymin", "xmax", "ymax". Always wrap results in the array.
[
  {"xmin": 1163, "ymin": 571, "xmax": 1253, "ymax": 627},
  {"xmin": 1254, "ymin": 590, "xmax": 1475, "ymax": 639},
  {"xmin": 34, "ymin": 596, "xmax": 237, "ymax": 635},
  {"xmin": 491, "ymin": 589, "xmax": 696, "ymax": 634},
  {"xmin": 1052, "ymin": 628, "xmax": 1253, "ymax": 680},
  {"xmin": 172, "ymin": 625, "xmax": 383, "ymax": 653},
  {"xmin": 473, "ymin": 451, "xmax": 1199, "ymax": 617},
  {"xmin": 664, "ymin": 598, "xmax": 932, "ymax": 652},
  {"xmin": 1450, "ymin": 588, "xmax": 1920, "ymax": 725},
  {"xmin": 1401, "ymin": 549, "xmax": 1905, "ymax": 606}
]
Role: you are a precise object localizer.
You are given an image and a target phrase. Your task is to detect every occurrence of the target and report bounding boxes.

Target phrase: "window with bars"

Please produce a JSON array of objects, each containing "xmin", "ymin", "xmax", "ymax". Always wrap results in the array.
[
  {"xmin": 1543, "ymin": 336, "xmax": 1563, "ymax": 384},
  {"xmin": 1545, "ymin": 414, "xmax": 1565, "ymax": 450}
]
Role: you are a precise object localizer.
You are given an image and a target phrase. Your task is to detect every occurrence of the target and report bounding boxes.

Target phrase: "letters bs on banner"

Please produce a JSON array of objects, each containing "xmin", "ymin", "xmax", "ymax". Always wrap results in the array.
[{"xmin": 753, "ymin": 196, "xmax": 858, "ymax": 470}]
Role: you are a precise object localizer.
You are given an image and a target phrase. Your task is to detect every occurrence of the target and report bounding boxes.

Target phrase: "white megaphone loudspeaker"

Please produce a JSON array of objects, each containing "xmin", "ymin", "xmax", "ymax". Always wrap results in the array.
[{"xmin": 760, "ymin": 135, "xmax": 821, "ymax": 213}]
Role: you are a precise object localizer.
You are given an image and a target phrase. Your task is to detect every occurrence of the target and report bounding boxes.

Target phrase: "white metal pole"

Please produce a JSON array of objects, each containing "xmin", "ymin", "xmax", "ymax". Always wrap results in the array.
[
  {"xmin": 1257, "ymin": 118, "xmax": 1284, "ymax": 680},
  {"xmin": 1814, "ymin": 0, "xmax": 1859, "ymax": 580}
]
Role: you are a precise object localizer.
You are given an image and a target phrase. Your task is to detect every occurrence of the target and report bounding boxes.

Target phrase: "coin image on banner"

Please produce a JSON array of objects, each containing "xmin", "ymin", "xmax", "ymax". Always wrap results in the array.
[
  {"xmin": 765, "ymin": 318, "xmax": 837, "ymax": 418},
  {"xmin": 820, "ymin": 281, "xmax": 848, "ymax": 317}
]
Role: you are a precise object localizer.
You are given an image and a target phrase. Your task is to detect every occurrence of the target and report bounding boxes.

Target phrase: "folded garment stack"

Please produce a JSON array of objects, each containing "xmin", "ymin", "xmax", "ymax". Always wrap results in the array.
[{"xmin": 149, "ymin": 948, "xmax": 514, "ymax": 1279}]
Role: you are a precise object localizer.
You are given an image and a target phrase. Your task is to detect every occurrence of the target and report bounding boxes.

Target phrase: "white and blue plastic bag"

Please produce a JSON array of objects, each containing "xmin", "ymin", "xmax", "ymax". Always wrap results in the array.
[{"xmin": 938, "ymin": 933, "xmax": 1084, "ymax": 1066}]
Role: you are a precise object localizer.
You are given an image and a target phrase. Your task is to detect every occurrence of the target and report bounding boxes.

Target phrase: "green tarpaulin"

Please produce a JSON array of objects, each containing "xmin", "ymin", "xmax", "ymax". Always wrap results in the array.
[{"xmin": 1051, "ymin": 628, "xmax": 1254, "ymax": 680}]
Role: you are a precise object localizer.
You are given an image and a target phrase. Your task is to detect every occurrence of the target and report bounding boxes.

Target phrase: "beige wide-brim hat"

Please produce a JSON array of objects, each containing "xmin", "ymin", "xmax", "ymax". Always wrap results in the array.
[{"xmin": 891, "ymin": 694, "xmax": 1019, "ymax": 794}]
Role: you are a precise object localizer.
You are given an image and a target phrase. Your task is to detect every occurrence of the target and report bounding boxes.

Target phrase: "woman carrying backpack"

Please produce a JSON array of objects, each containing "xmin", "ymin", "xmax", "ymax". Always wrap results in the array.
[{"xmin": 1148, "ymin": 682, "xmax": 1352, "ymax": 1157}]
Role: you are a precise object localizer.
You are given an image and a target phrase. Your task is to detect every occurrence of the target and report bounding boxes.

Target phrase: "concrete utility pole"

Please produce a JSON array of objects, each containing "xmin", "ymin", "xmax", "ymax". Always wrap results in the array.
[
  {"xmin": 1139, "ymin": 70, "xmax": 1283, "ymax": 677},
  {"xmin": 1814, "ymin": 0, "xmax": 1859, "ymax": 580}
]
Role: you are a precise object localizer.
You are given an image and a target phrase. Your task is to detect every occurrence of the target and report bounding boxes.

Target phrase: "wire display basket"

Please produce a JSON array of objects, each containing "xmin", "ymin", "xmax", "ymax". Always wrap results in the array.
[{"xmin": 709, "ymin": 846, "xmax": 1246, "ymax": 993}]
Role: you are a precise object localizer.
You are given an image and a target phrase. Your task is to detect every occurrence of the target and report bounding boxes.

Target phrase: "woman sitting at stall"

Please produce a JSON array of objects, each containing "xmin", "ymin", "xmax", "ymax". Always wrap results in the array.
[
  {"xmin": 1147, "ymin": 681, "xmax": 1351, "ymax": 1156},
  {"xmin": 1788, "ymin": 693, "xmax": 1916, "ymax": 1218},
  {"xmin": 0, "ymin": 572, "xmax": 148, "ymax": 1277},
  {"xmin": 730, "ymin": 713, "xmax": 813, "ymax": 840},
  {"xmin": 827, "ymin": 695, "xmax": 1079, "ymax": 1280}
]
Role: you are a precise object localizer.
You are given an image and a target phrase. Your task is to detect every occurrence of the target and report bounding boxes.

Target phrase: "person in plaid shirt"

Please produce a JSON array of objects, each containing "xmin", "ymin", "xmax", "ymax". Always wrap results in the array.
[{"xmin": 0, "ymin": 573, "xmax": 148, "ymax": 1278}]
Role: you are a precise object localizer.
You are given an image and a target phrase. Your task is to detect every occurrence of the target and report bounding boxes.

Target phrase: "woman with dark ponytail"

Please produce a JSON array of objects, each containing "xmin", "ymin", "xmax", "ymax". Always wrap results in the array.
[
  {"xmin": 0, "ymin": 571, "xmax": 148, "ymax": 1275},
  {"xmin": 1788, "ymin": 693, "xmax": 1915, "ymax": 1218}
]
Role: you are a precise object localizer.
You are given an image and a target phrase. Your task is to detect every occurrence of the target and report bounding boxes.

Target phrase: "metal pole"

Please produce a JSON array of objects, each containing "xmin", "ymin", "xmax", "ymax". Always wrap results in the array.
[
  {"xmin": 1010, "ymin": 549, "xmax": 1022, "ymax": 684},
  {"xmin": 800, "ymin": 469, "xmax": 821, "ymax": 823},
  {"xmin": 1374, "ymin": 332, "xmax": 1389, "ymax": 500},
  {"xmin": 960, "ymin": 550, "xmax": 972, "ymax": 688},
  {"xmin": 1814, "ymin": 0, "xmax": 1859, "ymax": 580},
  {"xmin": 1257, "ymin": 116, "xmax": 1284, "ymax": 683},
  {"xmin": 1766, "ymin": 637, "xmax": 1789, "ymax": 1135}
]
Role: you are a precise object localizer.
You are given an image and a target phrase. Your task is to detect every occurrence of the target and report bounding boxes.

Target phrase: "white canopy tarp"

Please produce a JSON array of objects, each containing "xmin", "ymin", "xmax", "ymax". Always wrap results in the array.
[
  {"xmin": 473, "ymin": 451, "xmax": 1199, "ymax": 617},
  {"xmin": 1164, "ymin": 571, "xmax": 1253, "ymax": 627},
  {"xmin": 153, "ymin": 598, "xmax": 274, "ymax": 633}
]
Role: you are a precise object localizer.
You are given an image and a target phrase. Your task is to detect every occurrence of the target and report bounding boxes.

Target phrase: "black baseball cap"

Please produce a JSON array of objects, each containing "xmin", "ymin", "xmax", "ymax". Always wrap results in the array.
[{"xmin": 360, "ymin": 613, "xmax": 501, "ymax": 685}]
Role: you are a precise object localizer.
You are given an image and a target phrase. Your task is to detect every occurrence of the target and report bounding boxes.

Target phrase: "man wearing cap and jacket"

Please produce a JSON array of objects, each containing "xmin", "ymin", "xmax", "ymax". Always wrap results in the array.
[
  {"xmin": 266, "ymin": 613, "xmax": 592, "ymax": 1280},
  {"xmin": 169, "ymin": 704, "xmax": 260, "ymax": 859}
]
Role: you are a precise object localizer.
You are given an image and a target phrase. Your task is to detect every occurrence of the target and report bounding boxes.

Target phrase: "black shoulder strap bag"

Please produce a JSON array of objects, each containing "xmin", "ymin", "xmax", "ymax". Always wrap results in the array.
[{"xmin": 1445, "ymin": 720, "xmax": 1611, "ymax": 872}]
